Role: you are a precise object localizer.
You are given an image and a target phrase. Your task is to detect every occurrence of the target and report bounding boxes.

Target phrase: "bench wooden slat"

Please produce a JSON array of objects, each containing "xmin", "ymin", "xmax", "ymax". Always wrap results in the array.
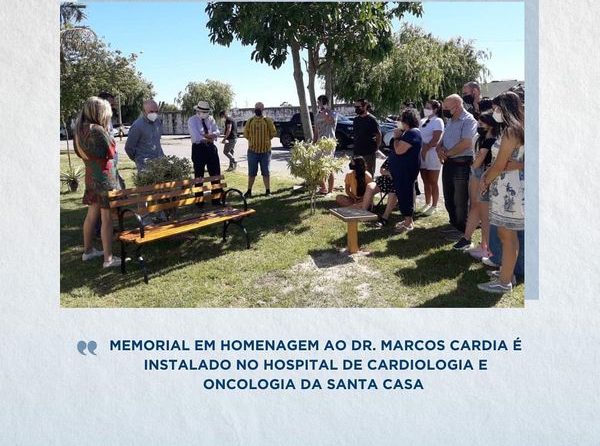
[
  {"xmin": 119, "ymin": 208, "xmax": 256, "ymax": 244},
  {"xmin": 109, "ymin": 186, "xmax": 210, "ymax": 208},
  {"xmin": 144, "ymin": 191, "xmax": 226, "ymax": 213},
  {"xmin": 108, "ymin": 175, "xmax": 225, "ymax": 198}
]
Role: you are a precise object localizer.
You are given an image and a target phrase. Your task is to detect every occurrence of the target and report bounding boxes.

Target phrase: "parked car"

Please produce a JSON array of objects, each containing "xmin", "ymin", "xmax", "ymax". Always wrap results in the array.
[
  {"xmin": 112, "ymin": 124, "xmax": 130, "ymax": 137},
  {"xmin": 275, "ymin": 112, "xmax": 354, "ymax": 150},
  {"xmin": 235, "ymin": 120, "xmax": 246, "ymax": 137}
]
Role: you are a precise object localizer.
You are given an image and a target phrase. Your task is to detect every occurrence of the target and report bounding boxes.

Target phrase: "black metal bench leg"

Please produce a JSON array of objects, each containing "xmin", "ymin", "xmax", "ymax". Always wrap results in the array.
[
  {"xmin": 120, "ymin": 241, "xmax": 126, "ymax": 274},
  {"xmin": 222, "ymin": 221, "xmax": 230, "ymax": 242},
  {"xmin": 135, "ymin": 245, "xmax": 149, "ymax": 284},
  {"xmin": 232, "ymin": 220, "xmax": 250, "ymax": 249}
]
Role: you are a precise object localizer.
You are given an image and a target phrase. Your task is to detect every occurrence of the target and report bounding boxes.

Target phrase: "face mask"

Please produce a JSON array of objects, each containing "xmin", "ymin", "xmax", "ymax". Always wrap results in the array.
[
  {"xmin": 477, "ymin": 126, "xmax": 487, "ymax": 137},
  {"xmin": 443, "ymin": 109, "xmax": 453, "ymax": 119},
  {"xmin": 493, "ymin": 110, "xmax": 503, "ymax": 123},
  {"xmin": 147, "ymin": 112, "xmax": 158, "ymax": 122},
  {"xmin": 423, "ymin": 108, "xmax": 433, "ymax": 118},
  {"xmin": 462, "ymin": 94, "xmax": 474, "ymax": 105},
  {"xmin": 254, "ymin": 109, "xmax": 263, "ymax": 116},
  {"xmin": 198, "ymin": 112, "xmax": 209, "ymax": 119},
  {"xmin": 354, "ymin": 107, "xmax": 363, "ymax": 115},
  {"xmin": 348, "ymin": 163, "xmax": 355, "ymax": 170}
]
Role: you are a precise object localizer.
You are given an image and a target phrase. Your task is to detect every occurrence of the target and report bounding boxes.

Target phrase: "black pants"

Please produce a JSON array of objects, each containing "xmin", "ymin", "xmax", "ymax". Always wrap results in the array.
[
  {"xmin": 442, "ymin": 157, "xmax": 472, "ymax": 232},
  {"xmin": 192, "ymin": 142, "xmax": 221, "ymax": 204}
]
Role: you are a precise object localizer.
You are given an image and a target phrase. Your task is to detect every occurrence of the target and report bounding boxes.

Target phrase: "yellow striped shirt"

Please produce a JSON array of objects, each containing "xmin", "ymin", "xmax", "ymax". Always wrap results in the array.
[{"xmin": 245, "ymin": 116, "xmax": 277, "ymax": 153}]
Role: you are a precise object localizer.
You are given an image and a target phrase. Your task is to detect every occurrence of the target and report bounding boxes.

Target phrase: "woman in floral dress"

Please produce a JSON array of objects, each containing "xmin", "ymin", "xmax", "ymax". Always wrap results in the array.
[
  {"xmin": 478, "ymin": 92, "xmax": 525, "ymax": 293},
  {"xmin": 74, "ymin": 96, "xmax": 122, "ymax": 268}
]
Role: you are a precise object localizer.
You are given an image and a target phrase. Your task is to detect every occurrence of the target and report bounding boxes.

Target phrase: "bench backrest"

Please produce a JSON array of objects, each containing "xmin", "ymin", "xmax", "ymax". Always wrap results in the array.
[{"xmin": 107, "ymin": 175, "xmax": 226, "ymax": 214}]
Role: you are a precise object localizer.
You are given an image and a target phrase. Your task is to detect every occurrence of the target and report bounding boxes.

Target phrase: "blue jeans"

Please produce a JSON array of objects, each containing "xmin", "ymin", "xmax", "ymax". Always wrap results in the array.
[
  {"xmin": 489, "ymin": 225, "xmax": 525, "ymax": 279},
  {"xmin": 247, "ymin": 150, "xmax": 271, "ymax": 177}
]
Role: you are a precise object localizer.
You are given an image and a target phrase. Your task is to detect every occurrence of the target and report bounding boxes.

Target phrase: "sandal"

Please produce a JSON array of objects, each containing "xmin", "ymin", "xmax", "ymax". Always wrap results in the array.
[{"xmin": 394, "ymin": 222, "xmax": 414, "ymax": 233}]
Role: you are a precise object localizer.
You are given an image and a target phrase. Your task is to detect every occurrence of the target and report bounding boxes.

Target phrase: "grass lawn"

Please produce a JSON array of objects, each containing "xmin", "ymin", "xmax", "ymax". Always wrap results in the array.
[{"xmin": 60, "ymin": 152, "xmax": 524, "ymax": 308}]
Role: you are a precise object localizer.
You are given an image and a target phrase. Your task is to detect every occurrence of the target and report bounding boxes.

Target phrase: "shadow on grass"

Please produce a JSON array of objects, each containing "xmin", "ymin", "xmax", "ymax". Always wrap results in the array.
[
  {"xmin": 415, "ymin": 268, "xmax": 503, "ymax": 308},
  {"xmin": 60, "ymin": 186, "xmax": 320, "ymax": 296},
  {"xmin": 308, "ymin": 248, "xmax": 354, "ymax": 268}
]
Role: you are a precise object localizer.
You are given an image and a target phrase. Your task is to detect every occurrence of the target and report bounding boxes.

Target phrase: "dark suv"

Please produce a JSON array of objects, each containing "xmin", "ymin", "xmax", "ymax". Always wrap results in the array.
[{"xmin": 275, "ymin": 112, "xmax": 354, "ymax": 149}]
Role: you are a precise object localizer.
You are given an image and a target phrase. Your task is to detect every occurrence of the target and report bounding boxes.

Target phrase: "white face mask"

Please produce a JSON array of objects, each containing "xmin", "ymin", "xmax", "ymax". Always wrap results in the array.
[
  {"xmin": 147, "ymin": 112, "xmax": 158, "ymax": 122},
  {"xmin": 493, "ymin": 110, "xmax": 504, "ymax": 123},
  {"xmin": 198, "ymin": 112, "xmax": 209, "ymax": 119},
  {"xmin": 423, "ymin": 108, "xmax": 433, "ymax": 117}
]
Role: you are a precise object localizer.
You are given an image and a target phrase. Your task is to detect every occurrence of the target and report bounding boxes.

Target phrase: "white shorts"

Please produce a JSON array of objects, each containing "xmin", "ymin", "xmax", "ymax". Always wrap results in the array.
[{"xmin": 420, "ymin": 148, "xmax": 442, "ymax": 171}]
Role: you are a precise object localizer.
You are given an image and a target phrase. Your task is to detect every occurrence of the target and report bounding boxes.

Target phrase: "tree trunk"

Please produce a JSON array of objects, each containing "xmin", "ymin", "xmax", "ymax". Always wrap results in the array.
[
  {"xmin": 291, "ymin": 42, "xmax": 314, "ymax": 142},
  {"xmin": 62, "ymin": 116, "xmax": 72, "ymax": 170},
  {"xmin": 307, "ymin": 46, "xmax": 319, "ymax": 117},
  {"xmin": 325, "ymin": 60, "xmax": 334, "ymax": 108}
]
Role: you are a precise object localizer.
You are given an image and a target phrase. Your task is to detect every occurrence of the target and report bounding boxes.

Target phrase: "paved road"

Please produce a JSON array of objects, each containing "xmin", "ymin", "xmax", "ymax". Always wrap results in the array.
[{"xmin": 60, "ymin": 134, "xmax": 441, "ymax": 192}]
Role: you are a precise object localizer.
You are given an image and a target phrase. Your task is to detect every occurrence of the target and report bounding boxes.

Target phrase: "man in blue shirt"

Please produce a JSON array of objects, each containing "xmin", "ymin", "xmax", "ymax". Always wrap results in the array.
[
  {"xmin": 436, "ymin": 94, "xmax": 478, "ymax": 234},
  {"xmin": 124, "ymin": 99, "xmax": 165, "ymax": 172}
]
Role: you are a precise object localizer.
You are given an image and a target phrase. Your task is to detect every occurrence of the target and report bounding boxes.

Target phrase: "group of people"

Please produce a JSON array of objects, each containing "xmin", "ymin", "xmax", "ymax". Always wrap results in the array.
[
  {"xmin": 333, "ymin": 82, "xmax": 525, "ymax": 294},
  {"xmin": 73, "ymin": 80, "xmax": 524, "ymax": 295},
  {"xmin": 74, "ymin": 94, "xmax": 279, "ymax": 268}
]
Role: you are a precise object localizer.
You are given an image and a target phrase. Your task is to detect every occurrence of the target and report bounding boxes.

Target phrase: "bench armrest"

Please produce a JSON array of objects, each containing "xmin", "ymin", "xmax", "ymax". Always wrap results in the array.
[
  {"xmin": 222, "ymin": 188, "xmax": 248, "ymax": 211},
  {"xmin": 117, "ymin": 207, "xmax": 146, "ymax": 239}
]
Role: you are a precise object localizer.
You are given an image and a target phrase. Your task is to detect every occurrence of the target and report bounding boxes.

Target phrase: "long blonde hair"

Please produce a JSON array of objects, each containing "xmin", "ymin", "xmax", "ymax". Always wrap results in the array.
[{"xmin": 74, "ymin": 96, "xmax": 112, "ymax": 159}]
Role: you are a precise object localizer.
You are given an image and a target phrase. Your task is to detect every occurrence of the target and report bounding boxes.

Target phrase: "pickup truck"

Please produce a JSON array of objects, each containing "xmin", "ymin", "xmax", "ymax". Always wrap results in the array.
[{"xmin": 275, "ymin": 112, "xmax": 354, "ymax": 150}]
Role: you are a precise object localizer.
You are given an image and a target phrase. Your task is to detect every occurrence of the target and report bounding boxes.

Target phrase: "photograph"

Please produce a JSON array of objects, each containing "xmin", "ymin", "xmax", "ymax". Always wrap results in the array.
[{"xmin": 59, "ymin": 1, "xmax": 526, "ymax": 308}]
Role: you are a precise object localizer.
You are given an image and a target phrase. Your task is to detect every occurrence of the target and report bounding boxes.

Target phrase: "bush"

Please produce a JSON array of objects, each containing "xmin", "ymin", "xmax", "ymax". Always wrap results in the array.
[
  {"xmin": 134, "ymin": 155, "xmax": 193, "ymax": 186},
  {"xmin": 287, "ymin": 138, "xmax": 348, "ymax": 213}
]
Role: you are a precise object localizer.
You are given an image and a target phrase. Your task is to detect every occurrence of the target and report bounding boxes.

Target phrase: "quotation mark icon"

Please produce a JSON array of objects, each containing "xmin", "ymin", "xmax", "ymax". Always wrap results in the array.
[{"xmin": 77, "ymin": 340, "xmax": 98, "ymax": 356}]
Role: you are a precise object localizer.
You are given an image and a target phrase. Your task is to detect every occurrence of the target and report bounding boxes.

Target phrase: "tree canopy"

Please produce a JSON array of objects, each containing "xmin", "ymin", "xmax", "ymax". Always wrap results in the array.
[
  {"xmin": 60, "ymin": 2, "xmax": 154, "ymax": 124},
  {"xmin": 332, "ymin": 24, "xmax": 490, "ymax": 116},
  {"xmin": 176, "ymin": 80, "xmax": 234, "ymax": 116},
  {"xmin": 205, "ymin": 2, "xmax": 422, "ymax": 140}
]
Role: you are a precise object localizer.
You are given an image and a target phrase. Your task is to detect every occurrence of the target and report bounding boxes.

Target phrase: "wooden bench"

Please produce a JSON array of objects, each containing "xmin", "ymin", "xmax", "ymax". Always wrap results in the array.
[
  {"xmin": 329, "ymin": 207, "xmax": 378, "ymax": 254},
  {"xmin": 108, "ymin": 175, "xmax": 255, "ymax": 283}
]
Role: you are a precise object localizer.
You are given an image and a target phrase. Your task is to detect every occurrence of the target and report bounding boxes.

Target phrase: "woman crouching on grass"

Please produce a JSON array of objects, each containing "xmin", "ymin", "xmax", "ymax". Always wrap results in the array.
[
  {"xmin": 336, "ymin": 156, "xmax": 373, "ymax": 208},
  {"xmin": 75, "ymin": 96, "xmax": 122, "ymax": 268}
]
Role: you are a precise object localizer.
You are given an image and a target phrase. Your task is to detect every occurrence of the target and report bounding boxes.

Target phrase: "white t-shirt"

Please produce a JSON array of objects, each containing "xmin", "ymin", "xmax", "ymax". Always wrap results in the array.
[{"xmin": 419, "ymin": 116, "xmax": 444, "ymax": 145}]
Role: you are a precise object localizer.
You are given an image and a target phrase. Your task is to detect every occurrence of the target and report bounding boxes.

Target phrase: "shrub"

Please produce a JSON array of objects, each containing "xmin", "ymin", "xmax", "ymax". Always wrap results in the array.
[
  {"xmin": 287, "ymin": 138, "xmax": 348, "ymax": 213},
  {"xmin": 134, "ymin": 155, "xmax": 193, "ymax": 186}
]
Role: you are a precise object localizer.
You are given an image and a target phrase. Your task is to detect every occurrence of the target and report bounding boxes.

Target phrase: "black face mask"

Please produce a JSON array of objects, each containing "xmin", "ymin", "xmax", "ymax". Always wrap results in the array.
[
  {"xmin": 443, "ymin": 109, "xmax": 453, "ymax": 119},
  {"xmin": 477, "ymin": 126, "xmax": 487, "ymax": 137},
  {"xmin": 462, "ymin": 94, "xmax": 474, "ymax": 105},
  {"xmin": 254, "ymin": 109, "xmax": 263, "ymax": 116},
  {"xmin": 354, "ymin": 107, "xmax": 363, "ymax": 115},
  {"xmin": 348, "ymin": 163, "xmax": 355, "ymax": 170}
]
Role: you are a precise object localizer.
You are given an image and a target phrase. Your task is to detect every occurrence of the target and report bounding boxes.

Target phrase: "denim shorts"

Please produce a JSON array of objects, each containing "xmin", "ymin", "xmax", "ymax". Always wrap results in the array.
[
  {"xmin": 470, "ymin": 167, "xmax": 489, "ymax": 202},
  {"xmin": 247, "ymin": 150, "xmax": 271, "ymax": 177}
]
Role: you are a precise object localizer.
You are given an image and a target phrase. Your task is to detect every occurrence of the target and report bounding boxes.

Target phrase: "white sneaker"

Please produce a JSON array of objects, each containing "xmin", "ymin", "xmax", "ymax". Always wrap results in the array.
[
  {"xmin": 82, "ymin": 248, "xmax": 103, "ymax": 261},
  {"xmin": 482, "ymin": 256, "xmax": 500, "ymax": 268},
  {"xmin": 477, "ymin": 279, "xmax": 513, "ymax": 294},
  {"xmin": 422, "ymin": 206, "xmax": 437, "ymax": 216},
  {"xmin": 417, "ymin": 204, "xmax": 431, "ymax": 214},
  {"xmin": 103, "ymin": 256, "xmax": 122, "ymax": 268},
  {"xmin": 467, "ymin": 245, "xmax": 488, "ymax": 260},
  {"xmin": 486, "ymin": 270, "xmax": 517, "ymax": 285}
]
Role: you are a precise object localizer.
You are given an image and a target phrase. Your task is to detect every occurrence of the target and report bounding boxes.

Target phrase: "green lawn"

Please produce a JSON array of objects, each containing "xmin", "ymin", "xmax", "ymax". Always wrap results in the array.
[{"xmin": 60, "ymin": 153, "xmax": 524, "ymax": 308}]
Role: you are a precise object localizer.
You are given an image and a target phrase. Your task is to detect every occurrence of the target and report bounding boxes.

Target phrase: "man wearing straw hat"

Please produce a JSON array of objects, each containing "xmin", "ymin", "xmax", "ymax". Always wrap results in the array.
[{"xmin": 188, "ymin": 100, "xmax": 221, "ymax": 181}]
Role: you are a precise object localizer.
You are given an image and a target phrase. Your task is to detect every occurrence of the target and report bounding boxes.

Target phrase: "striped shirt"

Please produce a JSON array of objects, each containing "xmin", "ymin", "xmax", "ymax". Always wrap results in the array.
[{"xmin": 245, "ymin": 116, "xmax": 277, "ymax": 153}]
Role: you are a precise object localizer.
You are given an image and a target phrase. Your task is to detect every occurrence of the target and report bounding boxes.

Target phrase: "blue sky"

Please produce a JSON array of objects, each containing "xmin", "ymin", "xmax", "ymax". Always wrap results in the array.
[{"xmin": 82, "ymin": 1, "xmax": 524, "ymax": 108}]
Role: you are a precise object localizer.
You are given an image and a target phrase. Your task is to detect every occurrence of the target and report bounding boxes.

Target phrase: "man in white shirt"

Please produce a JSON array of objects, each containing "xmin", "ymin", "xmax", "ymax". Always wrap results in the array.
[{"xmin": 188, "ymin": 100, "xmax": 221, "ymax": 182}]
